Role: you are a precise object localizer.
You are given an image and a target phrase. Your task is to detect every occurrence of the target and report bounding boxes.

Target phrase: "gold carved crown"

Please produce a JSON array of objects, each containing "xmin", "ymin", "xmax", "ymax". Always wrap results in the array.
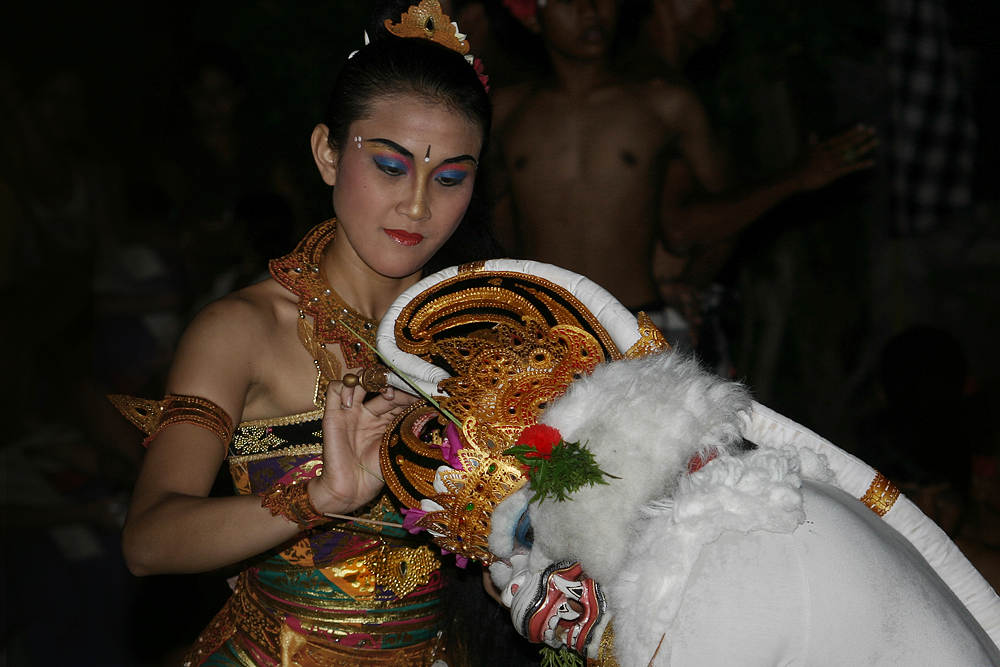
[
  {"xmin": 385, "ymin": 0, "xmax": 471, "ymax": 59},
  {"xmin": 380, "ymin": 269, "xmax": 667, "ymax": 563}
]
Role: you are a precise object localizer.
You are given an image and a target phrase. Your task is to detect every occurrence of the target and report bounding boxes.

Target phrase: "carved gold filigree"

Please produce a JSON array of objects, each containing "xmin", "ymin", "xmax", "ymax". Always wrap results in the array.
[
  {"xmin": 626, "ymin": 311, "xmax": 672, "ymax": 359},
  {"xmin": 384, "ymin": 0, "xmax": 469, "ymax": 55},
  {"xmin": 383, "ymin": 275, "xmax": 618, "ymax": 562}
]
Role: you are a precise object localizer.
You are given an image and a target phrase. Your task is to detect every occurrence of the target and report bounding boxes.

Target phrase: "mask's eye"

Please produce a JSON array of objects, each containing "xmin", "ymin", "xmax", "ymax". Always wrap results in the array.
[{"xmin": 514, "ymin": 508, "xmax": 534, "ymax": 549}]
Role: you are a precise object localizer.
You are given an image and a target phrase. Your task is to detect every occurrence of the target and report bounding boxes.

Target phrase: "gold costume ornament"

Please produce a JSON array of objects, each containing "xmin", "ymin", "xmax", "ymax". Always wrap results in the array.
[
  {"xmin": 109, "ymin": 393, "xmax": 233, "ymax": 452},
  {"xmin": 860, "ymin": 470, "xmax": 900, "ymax": 517},
  {"xmin": 269, "ymin": 219, "xmax": 386, "ymax": 406},
  {"xmin": 259, "ymin": 480, "xmax": 329, "ymax": 529},
  {"xmin": 379, "ymin": 270, "xmax": 670, "ymax": 563},
  {"xmin": 384, "ymin": 0, "xmax": 470, "ymax": 57}
]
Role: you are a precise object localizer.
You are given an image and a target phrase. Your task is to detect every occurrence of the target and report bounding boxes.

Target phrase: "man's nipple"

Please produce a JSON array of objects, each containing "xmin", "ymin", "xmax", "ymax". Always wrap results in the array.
[
  {"xmin": 622, "ymin": 152, "xmax": 638, "ymax": 167},
  {"xmin": 513, "ymin": 156, "xmax": 528, "ymax": 171}
]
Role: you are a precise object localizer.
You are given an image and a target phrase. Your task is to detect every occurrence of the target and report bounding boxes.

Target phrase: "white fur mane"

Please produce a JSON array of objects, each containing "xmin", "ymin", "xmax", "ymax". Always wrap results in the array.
[{"xmin": 528, "ymin": 352, "xmax": 752, "ymax": 584}]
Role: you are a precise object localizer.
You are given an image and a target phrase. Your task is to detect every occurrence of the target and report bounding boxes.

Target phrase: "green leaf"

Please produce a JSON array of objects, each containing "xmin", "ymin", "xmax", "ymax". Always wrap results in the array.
[
  {"xmin": 504, "ymin": 439, "xmax": 618, "ymax": 504},
  {"xmin": 540, "ymin": 646, "xmax": 584, "ymax": 667}
]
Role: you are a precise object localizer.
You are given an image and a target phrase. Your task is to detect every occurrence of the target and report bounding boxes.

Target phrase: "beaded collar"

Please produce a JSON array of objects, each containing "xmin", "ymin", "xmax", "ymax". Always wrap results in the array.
[{"xmin": 270, "ymin": 219, "xmax": 379, "ymax": 404}]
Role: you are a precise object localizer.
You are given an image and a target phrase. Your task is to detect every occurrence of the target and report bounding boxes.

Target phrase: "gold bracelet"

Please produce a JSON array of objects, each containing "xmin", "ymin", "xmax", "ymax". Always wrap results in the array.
[{"xmin": 260, "ymin": 481, "xmax": 328, "ymax": 529}]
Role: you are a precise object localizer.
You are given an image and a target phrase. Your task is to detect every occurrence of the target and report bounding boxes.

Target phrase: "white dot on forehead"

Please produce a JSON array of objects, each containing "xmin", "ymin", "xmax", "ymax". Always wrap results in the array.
[{"xmin": 424, "ymin": 145, "xmax": 431, "ymax": 162}]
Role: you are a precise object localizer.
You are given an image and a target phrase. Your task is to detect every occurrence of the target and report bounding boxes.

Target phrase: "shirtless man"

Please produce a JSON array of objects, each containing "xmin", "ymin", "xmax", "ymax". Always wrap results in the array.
[{"xmin": 492, "ymin": 0, "xmax": 875, "ymax": 326}]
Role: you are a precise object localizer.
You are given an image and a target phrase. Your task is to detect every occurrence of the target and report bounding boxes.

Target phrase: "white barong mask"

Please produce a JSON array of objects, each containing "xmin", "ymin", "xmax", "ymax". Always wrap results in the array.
[
  {"xmin": 377, "ymin": 260, "xmax": 1000, "ymax": 665},
  {"xmin": 376, "ymin": 261, "xmax": 664, "ymax": 658},
  {"xmin": 489, "ymin": 488, "xmax": 609, "ymax": 656}
]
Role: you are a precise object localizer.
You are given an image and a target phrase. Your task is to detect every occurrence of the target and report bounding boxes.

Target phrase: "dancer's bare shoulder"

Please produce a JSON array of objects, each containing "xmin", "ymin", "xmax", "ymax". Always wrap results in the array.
[{"xmin": 166, "ymin": 278, "xmax": 303, "ymax": 423}]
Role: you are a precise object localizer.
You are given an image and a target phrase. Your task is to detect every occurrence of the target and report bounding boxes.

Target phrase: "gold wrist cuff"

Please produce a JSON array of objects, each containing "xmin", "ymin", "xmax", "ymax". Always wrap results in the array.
[{"xmin": 260, "ymin": 481, "xmax": 328, "ymax": 529}]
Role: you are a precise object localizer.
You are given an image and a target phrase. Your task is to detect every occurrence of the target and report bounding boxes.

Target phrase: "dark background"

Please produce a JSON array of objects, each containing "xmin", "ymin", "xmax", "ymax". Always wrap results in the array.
[{"xmin": 1, "ymin": 0, "xmax": 998, "ymax": 664}]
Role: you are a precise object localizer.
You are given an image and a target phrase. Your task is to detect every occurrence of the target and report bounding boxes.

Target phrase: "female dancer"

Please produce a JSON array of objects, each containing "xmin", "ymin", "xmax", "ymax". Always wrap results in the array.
[{"xmin": 115, "ymin": 3, "xmax": 503, "ymax": 665}]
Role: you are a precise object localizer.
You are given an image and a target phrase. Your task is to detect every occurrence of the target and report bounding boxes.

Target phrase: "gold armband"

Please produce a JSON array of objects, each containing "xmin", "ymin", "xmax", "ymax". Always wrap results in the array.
[
  {"xmin": 259, "ymin": 481, "xmax": 328, "ymax": 529},
  {"xmin": 109, "ymin": 393, "xmax": 234, "ymax": 450}
]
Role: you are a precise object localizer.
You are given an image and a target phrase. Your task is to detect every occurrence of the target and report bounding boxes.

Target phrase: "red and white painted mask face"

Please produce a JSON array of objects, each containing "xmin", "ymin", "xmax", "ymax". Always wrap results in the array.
[
  {"xmin": 489, "ymin": 493, "xmax": 608, "ymax": 658},
  {"xmin": 506, "ymin": 560, "xmax": 606, "ymax": 654}
]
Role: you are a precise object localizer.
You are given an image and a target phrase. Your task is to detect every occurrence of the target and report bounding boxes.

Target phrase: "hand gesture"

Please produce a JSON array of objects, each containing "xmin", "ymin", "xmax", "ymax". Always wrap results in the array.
[
  {"xmin": 793, "ymin": 125, "xmax": 877, "ymax": 192},
  {"xmin": 310, "ymin": 374, "xmax": 413, "ymax": 515}
]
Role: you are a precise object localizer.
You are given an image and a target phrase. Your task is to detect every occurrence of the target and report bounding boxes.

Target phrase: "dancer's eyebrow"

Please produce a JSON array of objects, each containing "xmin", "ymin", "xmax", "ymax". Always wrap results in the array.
[
  {"xmin": 440, "ymin": 155, "xmax": 478, "ymax": 166},
  {"xmin": 367, "ymin": 139, "xmax": 477, "ymax": 166},
  {"xmin": 367, "ymin": 138, "xmax": 413, "ymax": 159}
]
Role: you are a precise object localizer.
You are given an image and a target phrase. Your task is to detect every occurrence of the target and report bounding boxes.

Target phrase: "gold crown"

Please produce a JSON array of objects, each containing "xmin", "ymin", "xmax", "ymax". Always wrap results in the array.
[
  {"xmin": 385, "ymin": 0, "xmax": 470, "ymax": 57},
  {"xmin": 383, "ymin": 320, "xmax": 609, "ymax": 562},
  {"xmin": 380, "ymin": 270, "xmax": 674, "ymax": 563}
]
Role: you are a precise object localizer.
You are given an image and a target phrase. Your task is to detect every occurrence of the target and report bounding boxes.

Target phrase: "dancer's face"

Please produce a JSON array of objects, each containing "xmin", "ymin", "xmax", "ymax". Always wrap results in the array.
[{"xmin": 313, "ymin": 94, "xmax": 482, "ymax": 280}]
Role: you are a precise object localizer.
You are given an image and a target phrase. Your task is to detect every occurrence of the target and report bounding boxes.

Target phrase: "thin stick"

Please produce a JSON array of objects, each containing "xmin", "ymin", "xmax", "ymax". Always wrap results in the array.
[
  {"xmin": 647, "ymin": 633, "xmax": 667, "ymax": 666},
  {"xmin": 357, "ymin": 462, "xmax": 385, "ymax": 484},
  {"xmin": 324, "ymin": 513, "xmax": 404, "ymax": 528},
  {"xmin": 338, "ymin": 321, "xmax": 462, "ymax": 428}
]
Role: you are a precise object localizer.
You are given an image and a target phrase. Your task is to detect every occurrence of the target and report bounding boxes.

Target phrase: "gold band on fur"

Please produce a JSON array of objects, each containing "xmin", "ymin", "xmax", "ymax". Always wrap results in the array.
[
  {"xmin": 860, "ymin": 471, "xmax": 900, "ymax": 517},
  {"xmin": 589, "ymin": 619, "xmax": 620, "ymax": 667},
  {"xmin": 109, "ymin": 393, "xmax": 234, "ymax": 451},
  {"xmin": 260, "ymin": 481, "xmax": 328, "ymax": 529}
]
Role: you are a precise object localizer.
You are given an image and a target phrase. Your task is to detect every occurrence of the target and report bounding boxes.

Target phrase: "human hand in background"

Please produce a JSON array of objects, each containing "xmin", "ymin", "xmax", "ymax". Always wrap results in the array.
[{"xmin": 792, "ymin": 125, "xmax": 878, "ymax": 192}]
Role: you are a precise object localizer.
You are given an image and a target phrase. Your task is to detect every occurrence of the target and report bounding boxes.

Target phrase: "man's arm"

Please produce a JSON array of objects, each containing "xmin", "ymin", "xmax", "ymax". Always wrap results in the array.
[{"xmin": 652, "ymin": 84, "xmax": 876, "ymax": 253}]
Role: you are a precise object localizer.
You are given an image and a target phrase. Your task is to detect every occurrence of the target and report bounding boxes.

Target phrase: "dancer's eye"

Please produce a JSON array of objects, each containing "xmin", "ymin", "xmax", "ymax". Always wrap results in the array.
[
  {"xmin": 434, "ymin": 168, "xmax": 469, "ymax": 187},
  {"xmin": 374, "ymin": 155, "xmax": 408, "ymax": 176}
]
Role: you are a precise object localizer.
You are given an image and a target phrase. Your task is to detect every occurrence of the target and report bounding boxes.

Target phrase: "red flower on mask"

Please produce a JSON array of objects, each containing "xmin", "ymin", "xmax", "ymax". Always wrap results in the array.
[
  {"xmin": 502, "ymin": 0, "xmax": 537, "ymax": 21},
  {"xmin": 515, "ymin": 423, "xmax": 562, "ymax": 459}
]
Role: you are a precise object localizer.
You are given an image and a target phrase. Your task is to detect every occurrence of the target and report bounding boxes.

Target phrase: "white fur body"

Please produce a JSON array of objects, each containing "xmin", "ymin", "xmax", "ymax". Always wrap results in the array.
[
  {"xmin": 489, "ymin": 352, "xmax": 999, "ymax": 666},
  {"xmin": 610, "ymin": 453, "xmax": 999, "ymax": 666}
]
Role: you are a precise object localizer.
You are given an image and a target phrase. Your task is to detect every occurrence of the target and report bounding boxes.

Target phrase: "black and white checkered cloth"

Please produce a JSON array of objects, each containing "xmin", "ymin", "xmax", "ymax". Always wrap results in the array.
[{"xmin": 885, "ymin": 0, "xmax": 976, "ymax": 236}]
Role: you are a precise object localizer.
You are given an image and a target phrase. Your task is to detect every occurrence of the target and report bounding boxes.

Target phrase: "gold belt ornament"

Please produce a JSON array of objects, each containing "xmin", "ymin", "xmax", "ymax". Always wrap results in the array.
[
  {"xmin": 279, "ymin": 623, "xmax": 446, "ymax": 667},
  {"xmin": 323, "ymin": 544, "xmax": 439, "ymax": 599}
]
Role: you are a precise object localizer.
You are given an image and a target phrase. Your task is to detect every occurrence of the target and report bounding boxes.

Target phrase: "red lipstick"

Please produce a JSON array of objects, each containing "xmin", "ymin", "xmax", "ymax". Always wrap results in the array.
[{"xmin": 385, "ymin": 229, "xmax": 423, "ymax": 246}]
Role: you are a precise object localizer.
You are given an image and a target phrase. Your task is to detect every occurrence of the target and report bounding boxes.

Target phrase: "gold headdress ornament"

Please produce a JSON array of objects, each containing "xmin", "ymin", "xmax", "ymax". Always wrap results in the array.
[
  {"xmin": 383, "ymin": 0, "xmax": 490, "ymax": 92},
  {"xmin": 385, "ymin": 0, "xmax": 473, "ymax": 62},
  {"xmin": 380, "ymin": 268, "xmax": 670, "ymax": 563}
]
